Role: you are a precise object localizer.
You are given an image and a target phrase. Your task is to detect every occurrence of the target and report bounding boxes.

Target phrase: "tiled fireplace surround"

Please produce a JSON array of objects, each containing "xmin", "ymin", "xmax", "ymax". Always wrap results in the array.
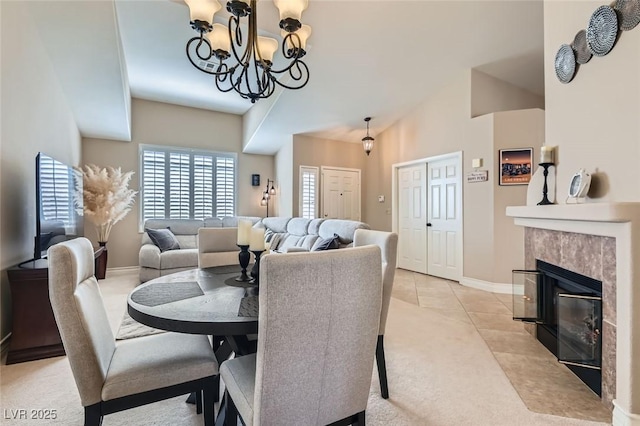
[
  {"xmin": 523, "ymin": 227, "xmax": 616, "ymax": 408},
  {"xmin": 507, "ymin": 203, "xmax": 640, "ymax": 426}
]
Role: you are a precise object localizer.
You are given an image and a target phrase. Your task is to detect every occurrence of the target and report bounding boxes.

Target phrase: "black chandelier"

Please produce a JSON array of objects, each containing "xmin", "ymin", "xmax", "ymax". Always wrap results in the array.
[{"xmin": 185, "ymin": 0, "xmax": 311, "ymax": 103}]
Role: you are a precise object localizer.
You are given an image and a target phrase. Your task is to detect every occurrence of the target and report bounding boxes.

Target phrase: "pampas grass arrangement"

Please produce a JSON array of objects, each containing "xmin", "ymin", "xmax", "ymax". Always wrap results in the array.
[{"xmin": 77, "ymin": 164, "xmax": 137, "ymax": 243}]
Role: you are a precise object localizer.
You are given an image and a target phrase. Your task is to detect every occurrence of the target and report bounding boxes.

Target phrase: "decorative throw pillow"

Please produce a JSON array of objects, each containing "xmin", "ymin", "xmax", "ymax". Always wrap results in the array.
[
  {"xmin": 313, "ymin": 233, "xmax": 340, "ymax": 251},
  {"xmin": 146, "ymin": 228, "xmax": 180, "ymax": 252}
]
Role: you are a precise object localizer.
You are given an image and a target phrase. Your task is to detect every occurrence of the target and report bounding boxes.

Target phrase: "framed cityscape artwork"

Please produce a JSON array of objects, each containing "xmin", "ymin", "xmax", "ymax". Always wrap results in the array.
[{"xmin": 499, "ymin": 148, "xmax": 533, "ymax": 185}]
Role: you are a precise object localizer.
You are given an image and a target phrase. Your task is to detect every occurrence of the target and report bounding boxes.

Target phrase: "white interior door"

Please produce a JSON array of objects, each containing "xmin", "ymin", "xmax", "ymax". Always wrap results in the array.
[
  {"xmin": 321, "ymin": 167, "xmax": 361, "ymax": 220},
  {"xmin": 397, "ymin": 164, "xmax": 427, "ymax": 273},
  {"xmin": 427, "ymin": 156, "xmax": 462, "ymax": 281}
]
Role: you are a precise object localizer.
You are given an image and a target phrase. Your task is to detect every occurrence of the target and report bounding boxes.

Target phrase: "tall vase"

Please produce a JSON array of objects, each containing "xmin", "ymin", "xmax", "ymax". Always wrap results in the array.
[{"xmin": 96, "ymin": 241, "xmax": 108, "ymax": 280}]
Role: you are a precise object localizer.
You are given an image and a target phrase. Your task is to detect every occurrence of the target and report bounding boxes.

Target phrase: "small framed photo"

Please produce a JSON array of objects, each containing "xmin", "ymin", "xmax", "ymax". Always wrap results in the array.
[{"xmin": 499, "ymin": 148, "xmax": 533, "ymax": 186}]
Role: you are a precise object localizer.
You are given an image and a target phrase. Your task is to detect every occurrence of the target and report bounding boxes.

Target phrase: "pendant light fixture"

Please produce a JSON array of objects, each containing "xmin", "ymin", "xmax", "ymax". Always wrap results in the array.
[{"xmin": 362, "ymin": 117, "xmax": 375, "ymax": 156}]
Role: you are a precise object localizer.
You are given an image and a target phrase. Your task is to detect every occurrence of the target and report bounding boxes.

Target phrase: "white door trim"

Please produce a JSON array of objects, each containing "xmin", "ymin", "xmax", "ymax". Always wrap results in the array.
[{"xmin": 392, "ymin": 151, "xmax": 464, "ymax": 278}]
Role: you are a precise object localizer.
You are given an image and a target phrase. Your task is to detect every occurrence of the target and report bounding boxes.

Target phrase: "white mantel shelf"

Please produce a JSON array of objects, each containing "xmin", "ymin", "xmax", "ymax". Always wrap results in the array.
[{"xmin": 506, "ymin": 202, "xmax": 640, "ymax": 223}]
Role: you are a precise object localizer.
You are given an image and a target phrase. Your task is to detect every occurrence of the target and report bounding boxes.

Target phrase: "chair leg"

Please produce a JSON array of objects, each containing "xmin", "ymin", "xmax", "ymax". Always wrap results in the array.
[
  {"xmin": 196, "ymin": 390, "xmax": 203, "ymax": 414},
  {"xmin": 84, "ymin": 404, "xmax": 102, "ymax": 426},
  {"xmin": 223, "ymin": 391, "xmax": 239, "ymax": 426},
  {"xmin": 203, "ymin": 379, "xmax": 215, "ymax": 426},
  {"xmin": 376, "ymin": 335, "xmax": 389, "ymax": 399},
  {"xmin": 355, "ymin": 411, "xmax": 366, "ymax": 426},
  {"xmin": 214, "ymin": 375, "xmax": 220, "ymax": 403}
]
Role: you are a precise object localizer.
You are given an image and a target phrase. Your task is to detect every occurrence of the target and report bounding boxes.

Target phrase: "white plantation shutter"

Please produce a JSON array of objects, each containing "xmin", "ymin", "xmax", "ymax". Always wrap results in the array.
[
  {"xmin": 299, "ymin": 166, "xmax": 318, "ymax": 219},
  {"xmin": 169, "ymin": 152, "xmax": 191, "ymax": 219},
  {"xmin": 194, "ymin": 155, "xmax": 214, "ymax": 219},
  {"xmin": 140, "ymin": 145, "xmax": 236, "ymax": 226},
  {"xmin": 142, "ymin": 150, "xmax": 166, "ymax": 220},
  {"xmin": 216, "ymin": 157, "xmax": 235, "ymax": 217}
]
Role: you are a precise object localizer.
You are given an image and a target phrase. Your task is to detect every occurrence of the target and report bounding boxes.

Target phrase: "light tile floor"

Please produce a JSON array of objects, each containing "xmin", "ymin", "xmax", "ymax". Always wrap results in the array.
[{"xmin": 392, "ymin": 268, "xmax": 612, "ymax": 423}]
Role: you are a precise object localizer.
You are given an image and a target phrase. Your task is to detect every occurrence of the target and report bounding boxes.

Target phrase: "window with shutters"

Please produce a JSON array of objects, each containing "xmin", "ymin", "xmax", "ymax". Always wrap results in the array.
[
  {"xmin": 299, "ymin": 166, "xmax": 318, "ymax": 219},
  {"xmin": 139, "ymin": 144, "xmax": 237, "ymax": 227}
]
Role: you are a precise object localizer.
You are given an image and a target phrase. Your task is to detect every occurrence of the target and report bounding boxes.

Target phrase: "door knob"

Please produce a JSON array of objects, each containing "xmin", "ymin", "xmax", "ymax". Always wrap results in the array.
[{"xmin": 426, "ymin": 223, "xmax": 432, "ymax": 227}]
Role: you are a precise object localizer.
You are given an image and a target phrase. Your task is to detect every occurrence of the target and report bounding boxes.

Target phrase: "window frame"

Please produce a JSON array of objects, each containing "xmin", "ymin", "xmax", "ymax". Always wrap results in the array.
[
  {"xmin": 299, "ymin": 165, "xmax": 319, "ymax": 219},
  {"xmin": 138, "ymin": 144, "xmax": 238, "ymax": 230}
]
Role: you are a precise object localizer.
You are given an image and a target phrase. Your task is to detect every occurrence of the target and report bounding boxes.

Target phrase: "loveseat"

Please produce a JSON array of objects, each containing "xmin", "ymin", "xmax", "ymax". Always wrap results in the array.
[{"xmin": 139, "ymin": 216, "xmax": 260, "ymax": 283}]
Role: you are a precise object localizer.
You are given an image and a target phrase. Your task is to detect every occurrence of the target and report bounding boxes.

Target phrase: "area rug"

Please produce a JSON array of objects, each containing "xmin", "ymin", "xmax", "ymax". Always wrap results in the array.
[{"xmin": 115, "ymin": 311, "xmax": 166, "ymax": 340}]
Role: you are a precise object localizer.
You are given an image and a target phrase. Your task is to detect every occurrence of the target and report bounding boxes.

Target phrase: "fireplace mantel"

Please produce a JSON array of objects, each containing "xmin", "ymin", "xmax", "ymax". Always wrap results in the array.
[
  {"xmin": 506, "ymin": 202, "xmax": 640, "ymax": 223},
  {"xmin": 507, "ymin": 201, "xmax": 640, "ymax": 426}
]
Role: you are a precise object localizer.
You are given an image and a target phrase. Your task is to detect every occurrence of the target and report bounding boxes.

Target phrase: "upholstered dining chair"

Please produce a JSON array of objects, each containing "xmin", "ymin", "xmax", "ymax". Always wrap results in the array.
[
  {"xmin": 48, "ymin": 237, "xmax": 218, "ymax": 426},
  {"xmin": 353, "ymin": 229, "xmax": 399, "ymax": 399},
  {"xmin": 220, "ymin": 245, "xmax": 382, "ymax": 426}
]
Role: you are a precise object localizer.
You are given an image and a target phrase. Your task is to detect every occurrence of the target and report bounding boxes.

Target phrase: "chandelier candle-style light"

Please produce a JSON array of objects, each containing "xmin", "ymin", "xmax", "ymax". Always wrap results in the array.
[{"xmin": 185, "ymin": 0, "xmax": 311, "ymax": 103}]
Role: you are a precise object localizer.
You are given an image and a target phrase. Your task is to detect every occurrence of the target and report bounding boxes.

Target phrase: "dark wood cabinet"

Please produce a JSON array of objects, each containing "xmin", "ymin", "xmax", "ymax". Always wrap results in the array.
[
  {"xmin": 6, "ymin": 248, "xmax": 106, "ymax": 364},
  {"xmin": 6, "ymin": 259, "xmax": 65, "ymax": 364}
]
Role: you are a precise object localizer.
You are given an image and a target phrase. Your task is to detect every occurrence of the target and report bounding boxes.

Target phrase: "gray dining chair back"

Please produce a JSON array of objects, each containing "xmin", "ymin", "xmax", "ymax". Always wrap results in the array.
[
  {"xmin": 220, "ymin": 245, "xmax": 382, "ymax": 425},
  {"xmin": 48, "ymin": 237, "xmax": 218, "ymax": 425},
  {"xmin": 353, "ymin": 229, "xmax": 398, "ymax": 399},
  {"xmin": 48, "ymin": 237, "xmax": 115, "ymax": 406}
]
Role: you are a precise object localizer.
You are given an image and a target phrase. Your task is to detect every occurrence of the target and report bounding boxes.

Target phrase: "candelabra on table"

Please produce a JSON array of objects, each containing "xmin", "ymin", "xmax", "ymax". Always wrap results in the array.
[
  {"xmin": 235, "ymin": 244, "xmax": 251, "ymax": 282},
  {"xmin": 250, "ymin": 250, "xmax": 265, "ymax": 285}
]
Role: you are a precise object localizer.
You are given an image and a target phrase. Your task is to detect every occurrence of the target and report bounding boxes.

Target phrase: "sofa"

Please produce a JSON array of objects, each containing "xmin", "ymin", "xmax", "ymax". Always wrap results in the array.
[
  {"xmin": 259, "ymin": 217, "xmax": 370, "ymax": 252},
  {"xmin": 139, "ymin": 216, "xmax": 260, "ymax": 283}
]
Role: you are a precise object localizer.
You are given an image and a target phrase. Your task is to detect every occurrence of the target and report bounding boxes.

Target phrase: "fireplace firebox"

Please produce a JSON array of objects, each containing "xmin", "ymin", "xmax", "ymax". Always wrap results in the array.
[{"xmin": 512, "ymin": 260, "xmax": 602, "ymax": 395}]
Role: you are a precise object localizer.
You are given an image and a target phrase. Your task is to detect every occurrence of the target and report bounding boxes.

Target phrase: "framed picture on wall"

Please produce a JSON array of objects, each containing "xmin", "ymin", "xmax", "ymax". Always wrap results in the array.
[{"xmin": 499, "ymin": 148, "xmax": 533, "ymax": 185}]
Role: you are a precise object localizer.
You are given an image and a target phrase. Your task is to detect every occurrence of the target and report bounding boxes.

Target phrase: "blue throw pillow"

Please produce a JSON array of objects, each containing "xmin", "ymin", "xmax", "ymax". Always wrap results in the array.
[
  {"xmin": 146, "ymin": 228, "xmax": 180, "ymax": 252},
  {"xmin": 313, "ymin": 233, "xmax": 340, "ymax": 251}
]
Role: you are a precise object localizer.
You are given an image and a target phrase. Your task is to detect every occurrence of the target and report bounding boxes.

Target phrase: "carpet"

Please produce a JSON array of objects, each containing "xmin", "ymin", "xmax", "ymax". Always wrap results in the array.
[{"xmin": 115, "ymin": 311, "xmax": 166, "ymax": 340}]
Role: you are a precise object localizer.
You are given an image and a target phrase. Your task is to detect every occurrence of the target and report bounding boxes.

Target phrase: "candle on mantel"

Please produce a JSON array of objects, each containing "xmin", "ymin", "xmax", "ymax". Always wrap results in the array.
[
  {"xmin": 540, "ymin": 146, "xmax": 555, "ymax": 164},
  {"xmin": 249, "ymin": 227, "xmax": 266, "ymax": 251},
  {"xmin": 237, "ymin": 220, "xmax": 252, "ymax": 245}
]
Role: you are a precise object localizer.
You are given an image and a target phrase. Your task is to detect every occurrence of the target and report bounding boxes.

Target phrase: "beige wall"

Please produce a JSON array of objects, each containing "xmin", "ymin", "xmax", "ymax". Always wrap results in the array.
[
  {"xmin": 544, "ymin": 1, "xmax": 640, "ymax": 202},
  {"xmin": 471, "ymin": 69, "xmax": 545, "ymax": 117},
  {"xmin": 0, "ymin": 1, "xmax": 81, "ymax": 341},
  {"xmin": 291, "ymin": 135, "xmax": 368, "ymax": 219},
  {"xmin": 82, "ymin": 99, "xmax": 273, "ymax": 268},
  {"xmin": 367, "ymin": 70, "xmax": 544, "ymax": 283},
  {"xmin": 493, "ymin": 109, "xmax": 545, "ymax": 281},
  {"xmin": 274, "ymin": 137, "xmax": 293, "ymax": 217}
]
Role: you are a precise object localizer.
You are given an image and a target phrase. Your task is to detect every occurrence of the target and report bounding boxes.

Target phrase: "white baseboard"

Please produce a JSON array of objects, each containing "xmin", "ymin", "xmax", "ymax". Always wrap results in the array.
[
  {"xmin": 459, "ymin": 276, "xmax": 512, "ymax": 294},
  {"xmin": 613, "ymin": 401, "xmax": 640, "ymax": 426},
  {"xmin": 105, "ymin": 266, "xmax": 139, "ymax": 276}
]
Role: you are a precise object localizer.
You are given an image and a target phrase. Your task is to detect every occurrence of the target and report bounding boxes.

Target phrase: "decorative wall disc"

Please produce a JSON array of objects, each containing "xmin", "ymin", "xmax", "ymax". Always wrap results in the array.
[
  {"xmin": 614, "ymin": 0, "xmax": 640, "ymax": 31},
  {"xmin": 586, "ymin": 5, "xmax": 619, "ymax": 56},
  {"xmin": 571, "ymin": 30, "xmax": 592, "ymax": 64},
  {"xmin": 555, "ymin": 44, "xmax": 576, "ymax": 84}
]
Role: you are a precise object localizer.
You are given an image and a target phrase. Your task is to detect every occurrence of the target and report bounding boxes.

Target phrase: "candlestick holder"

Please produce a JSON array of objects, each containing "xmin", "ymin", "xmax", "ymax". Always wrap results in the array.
[
  {"xmin": 235, "ymin": 245, "xmax": 252, "ymax": 282},
  {"xmin": 250, "ymin": 250, "xmax": 265, "ymax": 285},
  {"xmin": 537, "ymin": 163, "xmax": 554, "ymax": 205}
]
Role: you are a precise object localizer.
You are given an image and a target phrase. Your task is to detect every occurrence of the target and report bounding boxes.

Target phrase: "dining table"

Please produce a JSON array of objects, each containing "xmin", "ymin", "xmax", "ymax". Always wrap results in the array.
[
  {"xmin": 128, "ymin": 265, "xmax": 259, "ymax": 358},
  {"xmin": 127, "ymin": 265, "xmax": 260, "ymax": 425}
]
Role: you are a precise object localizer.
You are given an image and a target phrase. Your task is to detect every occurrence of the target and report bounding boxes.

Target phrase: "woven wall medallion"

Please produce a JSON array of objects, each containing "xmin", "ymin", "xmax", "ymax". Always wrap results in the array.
[
  {"xmin": 586, "ymin": 5, "xmax": 619, "ymax": 56},
  {"xmin": 614, "ymin": 0, "xmax": 640, "ymax": 31},
  {"xmin": 555, "ymin": 44, "xmax": 576, "ymax": 83},
  {"xmin": 572, "ymin": 30, "xmax": 592, "ymax": 64}
]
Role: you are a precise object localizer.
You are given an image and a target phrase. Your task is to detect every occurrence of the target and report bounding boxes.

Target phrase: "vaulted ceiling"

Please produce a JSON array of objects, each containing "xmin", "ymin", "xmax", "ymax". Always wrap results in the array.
[{"xmin": 24, "ymin": 0, "xmax": 544, "ymax": 154}]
